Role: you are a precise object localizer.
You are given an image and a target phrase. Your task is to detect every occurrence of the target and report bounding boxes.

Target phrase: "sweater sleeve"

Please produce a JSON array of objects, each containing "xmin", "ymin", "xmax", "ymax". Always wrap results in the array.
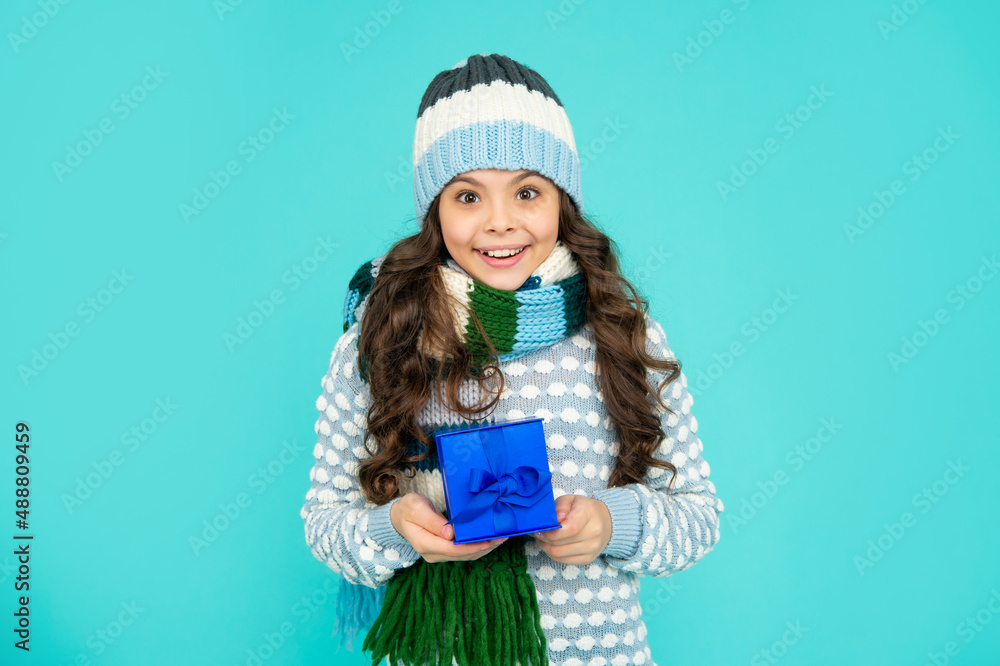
[
  {"xmin": 300, "ymin": 323, "xmax": 422, "ymax": 588},
  {"xmin": 591, "ymin": 315, "xmax": 725, "ymax": 577}
]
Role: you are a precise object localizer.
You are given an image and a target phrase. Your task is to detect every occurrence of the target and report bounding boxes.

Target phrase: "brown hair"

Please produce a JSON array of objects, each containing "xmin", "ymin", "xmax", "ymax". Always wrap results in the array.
[{"xmin": 356, "ymin": 188, "xmax": 682, "ymax": 505}]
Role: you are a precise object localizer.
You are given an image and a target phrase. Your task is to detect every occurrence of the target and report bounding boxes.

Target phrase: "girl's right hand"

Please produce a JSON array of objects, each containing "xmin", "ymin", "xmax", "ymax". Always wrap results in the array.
[{"xmin": 390, "ymin": 492, "xmax": 508, "ymax": 563}]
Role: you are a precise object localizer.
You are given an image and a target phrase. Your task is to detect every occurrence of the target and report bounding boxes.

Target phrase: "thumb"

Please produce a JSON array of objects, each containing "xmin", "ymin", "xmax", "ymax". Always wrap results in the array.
[
  {"xmin": 406, "ymin": 493, "xmax": 452, "ymax": 540},
  {"xmin": 555, "ymin": 494, "xmax": 576, "ymax": 522}
]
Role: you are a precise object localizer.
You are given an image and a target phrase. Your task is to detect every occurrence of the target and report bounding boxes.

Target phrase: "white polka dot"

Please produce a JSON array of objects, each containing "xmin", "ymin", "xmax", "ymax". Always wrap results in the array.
[
  {"xmin": 549, "ymin": 637, "xmax": 569, "ymax": 651},
  {"xmin": 359, "ymin": 545, "xmax": 374, "ymax": 561},
  {"xmin": 585, "ymin": 411, "xmax": 600, "ymax": 427},
  {"xmin": 575, "ymin": 635, "xmax": 596, "ymax": 650},
  {"xmin": 572, "ymin": 334, "xmax": 591, "ymax": 349},
  {"xmin": 597, "ymin": 586, "xmax": 615, "ymax": 602},
  {"xmin": 547, "ymin": 382, "xmax": 567, "ymax": 396},
  {"xmin": 540, "ymin": 614, "xmax": 557, "ymax": 629},
  {"xmin": 534, "ymin": 360, "xmax": 555, "ymax": 374},
  {"xmin": 550, "ymin": 589, "xmax": 569, "ymax": 604},
  {"xmin": 562, "ymin": 565, "xmax": 581, "ymax": 580},
  {"xmin": 574, "ymin": 588, "xmax": 594, "ymax": 603},
  {"xmin": 588, "ymin": 611, "xmax": 606, "ymax": 626},
  {"xmin": 583, "ymin": 463, "xmax": 597, "ymax": 479},
  {"xmin": 314, "ymin": 467, "xmax": 329, "ymax": 484},
  {"xmin": 560, "ymin": 460, "xmax": 579, "ymax": 476},
  {"xmin": 601, "ymin": 633, "xmax": 618, "ymax": 648},
  {"xmin": 572, "ymin": 436, "xmax": 590, "ymax": 452},
  {"xmin": 521, "ymin": 385, "xmax": 540, "ymax": 399},
  {"xmin": 564, "ymin": 613, "xmax": 583, "ymax": 628},
  {"xmin": 593, "ymin": 439, "xmax": 606, "ymax": 454},
  {"xmin": 505, "ymin": 361, "xmax": 527, "ymax": 376},
  {"xmin": 560, "ymin": 407, "xmax": 580, "ymax": 423},
  {"xmin": 548, "ymin": 434, "xmax": 567, "ymax": 449},
  {"xmin": 325, "ymin": 450, "xmax": 339, "ymax": 465},
  {"xmin": 537, "ymin": 565, "xmax": 557, "ymax": 580},
  {"xmin": 573, "ymin": 383, "xmax": 592, "ymax": 399}
]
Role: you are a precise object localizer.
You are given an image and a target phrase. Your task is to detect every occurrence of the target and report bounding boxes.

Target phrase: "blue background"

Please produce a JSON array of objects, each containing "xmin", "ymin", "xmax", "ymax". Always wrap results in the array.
[{"xmin": 2, "ymin": 0, "xmax": 999, "ymax": 664}]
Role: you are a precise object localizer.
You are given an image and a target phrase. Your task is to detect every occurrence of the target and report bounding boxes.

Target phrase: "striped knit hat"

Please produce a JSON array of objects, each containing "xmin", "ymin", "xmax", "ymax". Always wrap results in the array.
[{"xmin": 412, "ymin": 52, "xmax": 585, "ymax": 225}]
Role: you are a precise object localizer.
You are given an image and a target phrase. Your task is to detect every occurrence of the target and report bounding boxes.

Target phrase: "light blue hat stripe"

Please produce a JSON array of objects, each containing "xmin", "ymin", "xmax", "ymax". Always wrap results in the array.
[{"xmin": 413, "ymin": 119, "xmax": 583, "ymax": 222}]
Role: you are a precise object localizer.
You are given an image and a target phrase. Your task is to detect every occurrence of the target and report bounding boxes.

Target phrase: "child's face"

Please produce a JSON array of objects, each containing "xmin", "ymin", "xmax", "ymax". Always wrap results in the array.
[{"xmin": 437, "ymin": 169, "xmax": 560, "ymax": 291}]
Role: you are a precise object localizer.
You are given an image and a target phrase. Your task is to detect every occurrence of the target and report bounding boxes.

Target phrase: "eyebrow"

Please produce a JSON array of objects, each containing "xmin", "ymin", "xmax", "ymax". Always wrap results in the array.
[{"xmin": 446, "ymin": 170, "xmax": 545, "ymax": 188}]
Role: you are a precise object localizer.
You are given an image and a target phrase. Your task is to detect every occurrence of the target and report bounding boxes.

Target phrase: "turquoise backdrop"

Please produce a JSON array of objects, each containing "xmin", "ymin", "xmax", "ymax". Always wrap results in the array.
[{"xmin": 2, "ymin": 0, "xmax": 999, "ymax": 664}]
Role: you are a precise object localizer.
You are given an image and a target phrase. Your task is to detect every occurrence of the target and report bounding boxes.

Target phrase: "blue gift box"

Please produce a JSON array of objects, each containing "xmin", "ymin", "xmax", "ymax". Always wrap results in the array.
[{"xmin": 434, "ymin": 417, "xmax": 562, "ymax": 545}]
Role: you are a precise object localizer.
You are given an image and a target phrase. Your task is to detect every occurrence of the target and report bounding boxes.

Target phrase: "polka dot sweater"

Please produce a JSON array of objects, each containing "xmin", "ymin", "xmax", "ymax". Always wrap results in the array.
[{"xmin": 300, "ymin": 314, "xmax": 725, "ymax": 666}]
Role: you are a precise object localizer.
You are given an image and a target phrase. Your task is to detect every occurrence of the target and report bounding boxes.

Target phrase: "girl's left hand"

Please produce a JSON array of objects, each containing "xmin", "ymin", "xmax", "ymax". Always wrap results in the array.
[{"xmin": 531, "ymin": 495, "xmax": 613, "ymax": 565}]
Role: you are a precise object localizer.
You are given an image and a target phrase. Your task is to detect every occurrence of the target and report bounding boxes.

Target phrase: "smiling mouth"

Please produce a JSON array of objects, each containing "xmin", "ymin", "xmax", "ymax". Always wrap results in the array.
[{"xmin": 476, "ymin": 246, "xmax": 527, "ymax": 258}]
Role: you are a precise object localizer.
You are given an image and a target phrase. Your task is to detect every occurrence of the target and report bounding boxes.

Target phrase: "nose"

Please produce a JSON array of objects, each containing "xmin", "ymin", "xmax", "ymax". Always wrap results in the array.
[{"xmin": 484, "ymin": 198, "xmax": 516, "ymax": 233}]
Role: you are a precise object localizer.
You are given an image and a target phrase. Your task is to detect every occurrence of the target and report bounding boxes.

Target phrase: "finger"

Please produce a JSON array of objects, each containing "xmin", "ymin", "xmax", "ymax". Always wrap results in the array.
[{"xmin": 422, "ymin": 529, "xmax": 507, "ymax": 552}]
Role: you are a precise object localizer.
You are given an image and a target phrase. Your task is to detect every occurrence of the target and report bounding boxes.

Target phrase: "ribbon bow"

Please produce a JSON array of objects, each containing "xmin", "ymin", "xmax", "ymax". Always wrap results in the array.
[{"xmin": 446, "ymin": 425, "xmax": 552, "ymax": 535}]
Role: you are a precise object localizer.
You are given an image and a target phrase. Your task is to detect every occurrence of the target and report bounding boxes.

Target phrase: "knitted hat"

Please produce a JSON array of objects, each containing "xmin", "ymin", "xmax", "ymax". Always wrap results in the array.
[{"xmin": 412, "ymin": 52, "xmax": 585, "ymax": 225}]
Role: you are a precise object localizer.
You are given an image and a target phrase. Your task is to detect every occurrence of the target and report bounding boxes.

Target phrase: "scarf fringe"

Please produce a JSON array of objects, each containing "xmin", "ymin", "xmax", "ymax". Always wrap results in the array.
[
  {"xmin": 361, "ymin": 534, "xmax": 548, "ymax": 666},
  {"xmin": 332, "ymin": 577, "xmax": 385, "ymax": 652}
]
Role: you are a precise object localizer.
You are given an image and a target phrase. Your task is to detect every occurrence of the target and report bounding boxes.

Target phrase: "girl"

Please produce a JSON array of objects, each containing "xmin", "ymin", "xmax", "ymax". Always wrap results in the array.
[{"xmin": 301, "ymin": 52, "xmax": 724, "ymax": 666}]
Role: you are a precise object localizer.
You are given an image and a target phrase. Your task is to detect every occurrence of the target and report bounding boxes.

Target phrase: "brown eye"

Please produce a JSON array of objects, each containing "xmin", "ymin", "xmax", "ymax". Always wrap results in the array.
[
  {"xmin": 518, "ymin": 187, "xmax": 540, "ymax": 201},
  {"xmin": 456, "ymin": 191, "xmax": 479, "ymax": 204}
]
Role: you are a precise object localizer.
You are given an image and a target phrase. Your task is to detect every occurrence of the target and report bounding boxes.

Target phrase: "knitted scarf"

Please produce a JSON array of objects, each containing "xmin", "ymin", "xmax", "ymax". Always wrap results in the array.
[{"xmin": 333, "ymin": 240, "xmax": 589, "ymax": 666}]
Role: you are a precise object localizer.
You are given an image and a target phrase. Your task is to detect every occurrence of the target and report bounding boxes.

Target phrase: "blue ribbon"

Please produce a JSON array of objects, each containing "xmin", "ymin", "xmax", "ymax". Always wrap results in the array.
[{"xmin": 447, "ymin": 425, "xmax": 552, "ymax": 534}]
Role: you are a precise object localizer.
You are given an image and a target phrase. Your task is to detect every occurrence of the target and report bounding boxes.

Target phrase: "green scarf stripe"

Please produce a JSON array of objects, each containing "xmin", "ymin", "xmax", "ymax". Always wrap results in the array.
[{"xmin": 466, "ymin": 281, "xmax": 520, "ymax": 364}]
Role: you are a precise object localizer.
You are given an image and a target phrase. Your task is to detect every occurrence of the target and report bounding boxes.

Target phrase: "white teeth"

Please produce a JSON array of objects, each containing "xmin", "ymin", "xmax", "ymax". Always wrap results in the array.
[{"xmin": 481, "ymin": 247, "xmax": 524, "ymax": 258}]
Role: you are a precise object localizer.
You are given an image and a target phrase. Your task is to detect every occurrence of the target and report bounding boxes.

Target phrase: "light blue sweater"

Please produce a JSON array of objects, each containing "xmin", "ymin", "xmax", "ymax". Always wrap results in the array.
[{"xmin": 301, "ymin": 314, "xmax": 724, "ymax": 666}]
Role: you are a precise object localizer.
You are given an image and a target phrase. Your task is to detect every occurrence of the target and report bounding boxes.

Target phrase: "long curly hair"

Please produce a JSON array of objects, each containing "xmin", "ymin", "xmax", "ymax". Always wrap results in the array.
[{"xmin": 356, "ymin": 188, "xmax": 683, "ymax": 505}]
